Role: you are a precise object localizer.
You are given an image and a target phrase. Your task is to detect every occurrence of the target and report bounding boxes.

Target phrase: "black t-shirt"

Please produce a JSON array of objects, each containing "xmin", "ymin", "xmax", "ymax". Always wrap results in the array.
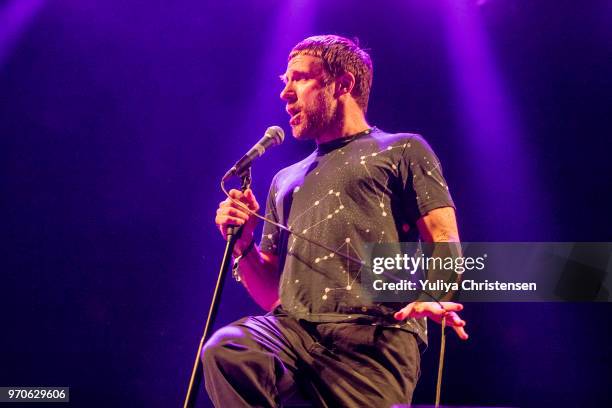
[{"xmin": 260, "ymin": 127, "xmax": 455, "ymax": 343}]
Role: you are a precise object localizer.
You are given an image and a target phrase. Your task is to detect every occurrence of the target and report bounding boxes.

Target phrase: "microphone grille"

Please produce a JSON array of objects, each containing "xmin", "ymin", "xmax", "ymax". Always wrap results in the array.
[{"xmin": 265, "ymin": 126, "xmax": 285, "ymax": 146}]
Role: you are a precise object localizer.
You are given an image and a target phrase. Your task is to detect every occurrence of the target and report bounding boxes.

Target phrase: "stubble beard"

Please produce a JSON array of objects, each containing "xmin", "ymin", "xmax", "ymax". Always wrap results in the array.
[{"xmin": 292, "ymin": 91, "xmax": 339, "ymax": 141}]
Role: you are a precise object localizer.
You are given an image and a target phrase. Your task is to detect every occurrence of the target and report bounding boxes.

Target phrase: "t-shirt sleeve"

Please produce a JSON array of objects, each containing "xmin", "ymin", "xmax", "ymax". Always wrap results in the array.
[
  {"xmin": 401, "ymin": 134, "xmax": 455, "ymax": 218},
  {"xmin": 259, "ymin": 174, "xmax": 281, "ymax": 255}
]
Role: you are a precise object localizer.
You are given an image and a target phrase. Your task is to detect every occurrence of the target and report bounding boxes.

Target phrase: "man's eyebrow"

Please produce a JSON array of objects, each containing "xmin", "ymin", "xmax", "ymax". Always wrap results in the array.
[{"xmin": 279, "ymin": 71, "xmax": 313, "ymax": 84}]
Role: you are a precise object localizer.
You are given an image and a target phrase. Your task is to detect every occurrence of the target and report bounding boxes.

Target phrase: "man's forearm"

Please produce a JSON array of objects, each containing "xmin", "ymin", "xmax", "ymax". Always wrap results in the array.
[
  {"xmin": 419, "ymin": 239, "xmax": 462, "ymax": 302},
  {"xmin": 416, "ymin": 207, "xmax": 461, "ymax": 301},
  {"xmin": 235, "ymin": 246, "xmax": 281, "ymax": 311}
]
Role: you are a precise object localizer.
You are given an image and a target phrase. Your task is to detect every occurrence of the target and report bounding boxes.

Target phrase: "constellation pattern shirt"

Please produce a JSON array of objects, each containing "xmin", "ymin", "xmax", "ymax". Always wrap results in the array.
[{"xmin": 260, "ymin": 128, "xmax": 455, "ymax": 342}]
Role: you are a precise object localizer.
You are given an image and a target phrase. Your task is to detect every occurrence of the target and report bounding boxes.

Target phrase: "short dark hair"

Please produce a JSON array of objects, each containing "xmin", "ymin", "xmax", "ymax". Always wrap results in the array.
[{"xmin": 289, "ymin": 35, "xmax": 373, "ymax": 113}]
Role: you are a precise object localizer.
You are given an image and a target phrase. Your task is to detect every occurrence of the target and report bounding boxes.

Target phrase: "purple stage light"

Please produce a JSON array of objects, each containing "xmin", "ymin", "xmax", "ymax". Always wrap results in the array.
[
  {"xmin": 0, "ymin": 0, "xmax": 46, "ymax": 68},
  {"xmin": 438, "ymin": 0, "xmax": 552, "ymax": 239},
  {"xmin": 234, "ymin": 0, "xmax": 318, "ymax": 147}
]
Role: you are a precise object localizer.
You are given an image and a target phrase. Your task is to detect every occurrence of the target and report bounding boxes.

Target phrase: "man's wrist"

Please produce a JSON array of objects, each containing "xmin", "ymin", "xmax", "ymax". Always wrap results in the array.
[
  {"xmin": 232, "ymin": 237, "xmax": 256, "ymax": 283},
  {"xmin": 233, "ymin": 235, "xmax": 256, "ymax": 258}
]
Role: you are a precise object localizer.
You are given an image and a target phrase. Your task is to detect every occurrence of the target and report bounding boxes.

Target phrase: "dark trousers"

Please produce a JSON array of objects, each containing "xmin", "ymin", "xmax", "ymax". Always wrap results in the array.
[{"xmin": 201, "ymin": 309, "xmax": 421, "ymax": 408}]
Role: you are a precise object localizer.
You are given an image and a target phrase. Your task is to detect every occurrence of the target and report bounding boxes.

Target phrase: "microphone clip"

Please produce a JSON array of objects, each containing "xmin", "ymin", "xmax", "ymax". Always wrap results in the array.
[
  {"xmin": 237, "ymin": 167, "xmax": 252, "ymax": 191},
  {"xmin": 222, "ymin": 165, "xmax": 252, "ymax": 189}
]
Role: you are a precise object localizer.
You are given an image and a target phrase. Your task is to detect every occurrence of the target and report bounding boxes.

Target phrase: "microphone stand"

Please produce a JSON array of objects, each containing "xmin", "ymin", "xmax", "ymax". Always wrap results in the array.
[{"xmin": 183, "ymin": 168, "xmax": 252, "ymax": 408}]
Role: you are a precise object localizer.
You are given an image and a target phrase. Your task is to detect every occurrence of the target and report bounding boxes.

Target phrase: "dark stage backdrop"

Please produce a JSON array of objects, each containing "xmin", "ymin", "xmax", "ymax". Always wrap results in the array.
[{"xmin": 1, "ymin": 1, "xmax": 611, "ymax": 407}]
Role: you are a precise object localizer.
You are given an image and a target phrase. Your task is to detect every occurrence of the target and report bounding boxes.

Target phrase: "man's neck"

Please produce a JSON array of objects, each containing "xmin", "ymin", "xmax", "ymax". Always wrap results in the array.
[{"xmin": 315, "ymin": 113, "xmax": 370, "ymax": 145}]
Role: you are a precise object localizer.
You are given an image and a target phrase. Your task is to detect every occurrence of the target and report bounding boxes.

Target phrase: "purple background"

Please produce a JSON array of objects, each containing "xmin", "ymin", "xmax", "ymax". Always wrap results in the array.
[{"xmin": 1, "ymin": 1, "xmax": 611, "ymax": 406}]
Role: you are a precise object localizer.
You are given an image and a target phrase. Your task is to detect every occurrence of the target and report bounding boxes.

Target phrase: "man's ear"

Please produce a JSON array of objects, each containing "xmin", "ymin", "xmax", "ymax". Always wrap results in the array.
[{"xmin": 334, "ymin": 71, "xmax": 356, "ymax": 98}]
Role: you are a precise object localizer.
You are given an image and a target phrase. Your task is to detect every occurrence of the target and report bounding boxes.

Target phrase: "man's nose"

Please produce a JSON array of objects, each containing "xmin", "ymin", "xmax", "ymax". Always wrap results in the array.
[{"xmin": 280, "ymin": 82, "xmax": 295, "ymax": 102}]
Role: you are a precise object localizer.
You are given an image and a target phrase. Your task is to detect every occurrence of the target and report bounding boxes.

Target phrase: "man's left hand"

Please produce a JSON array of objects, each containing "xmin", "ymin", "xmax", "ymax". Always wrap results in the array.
[{"xmin": 394, "ymin": 302, "xmax": 468, "ymax": 340}]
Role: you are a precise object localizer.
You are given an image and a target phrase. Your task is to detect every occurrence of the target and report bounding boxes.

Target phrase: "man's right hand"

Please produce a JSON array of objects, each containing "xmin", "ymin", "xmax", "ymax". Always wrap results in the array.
[
  {"xmin": 215, "ymin": 188, "xmax": 260, "ymax": 254},
  {"xmin": 215, "ymin": 188, "xmax": 281, "ymax": 311}
]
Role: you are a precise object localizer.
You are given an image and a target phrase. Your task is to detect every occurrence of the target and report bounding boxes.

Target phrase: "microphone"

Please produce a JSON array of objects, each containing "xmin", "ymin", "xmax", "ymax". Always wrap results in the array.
[{"xmin": 222, "ymin": 126, "xmax": 285, "ymax": 181}]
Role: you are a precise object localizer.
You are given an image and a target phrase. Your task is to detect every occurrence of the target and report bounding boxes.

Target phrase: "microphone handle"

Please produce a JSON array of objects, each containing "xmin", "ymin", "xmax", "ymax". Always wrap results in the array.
[
  {"xmin": 224, "ymin": 166, "xmax": 251, "ymax": 241},
  {"xmin": 225, "ymin": 224, "xmax": 243, "ymax": 239}
]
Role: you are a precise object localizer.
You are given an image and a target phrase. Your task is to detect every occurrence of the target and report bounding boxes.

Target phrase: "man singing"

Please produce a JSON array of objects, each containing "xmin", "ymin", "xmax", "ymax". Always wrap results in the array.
[{"xmin": 205, "ymin": 34, "xmax": 468, "ymax": 407}]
